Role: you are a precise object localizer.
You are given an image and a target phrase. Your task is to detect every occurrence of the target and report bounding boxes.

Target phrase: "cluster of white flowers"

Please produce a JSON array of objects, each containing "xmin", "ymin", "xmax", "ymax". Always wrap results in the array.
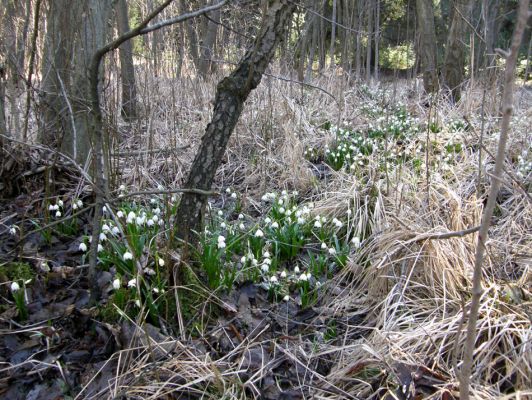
[
  {"xmin": 72, "ymin": 199, "xmax": 83, "ymax": 210},
  {"xmin": 48, "ymin": 202, "xmax": 62, "ymax": 218},
  {"xmin": 9, "ymin": 225, "xmax": 18, "ymax": 236},
  {"xmin": 217, "ymin": 235, "xmax": 226, "ymax": 249}
]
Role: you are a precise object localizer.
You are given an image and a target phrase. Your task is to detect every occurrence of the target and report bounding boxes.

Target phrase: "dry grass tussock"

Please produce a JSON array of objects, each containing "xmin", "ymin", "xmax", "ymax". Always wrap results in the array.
[{"xmin": 86, "ymin": 68, "xmax": 531, "ymax": 398}]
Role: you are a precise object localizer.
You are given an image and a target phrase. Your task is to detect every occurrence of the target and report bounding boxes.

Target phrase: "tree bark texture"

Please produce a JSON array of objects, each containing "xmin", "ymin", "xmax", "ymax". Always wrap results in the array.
[
  {"xmin": 442, "ymin": 0, "xmax": 473, "ymax": 102},
  {"xmin": 416, "ymin": 0, "xmax": 439, "ymax": 93},
  {"xmin": 175, "ymin": 0, "xmax": 295, "ymax": 244},
  {"xmin": 40, "ymin": 0, "xmax": 111, "ymax": 165},
  {"xmin": 116, "ymin": 0, "xmax": 138, "ymax": 120}
]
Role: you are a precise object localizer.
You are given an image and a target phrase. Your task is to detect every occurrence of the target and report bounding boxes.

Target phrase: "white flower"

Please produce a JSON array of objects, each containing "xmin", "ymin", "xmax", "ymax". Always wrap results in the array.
[
  {"xmin": 150, "ymin": 198, "xmax": 157, "ymax": 204},
  {"xmin": 153, "ymin": 208, "xmax": 161, "ymax": 215},
  {"xmin": 11, "ymin": 281, "xmax": 20, "ymax": 292},
  {"xmin": 231, "ymin": 192, "xmax": 237, "ymax": 199},
  {"xmin": 117, "ymin": 210, "xmax": 124, "ymax": 218},
  {"xmin": 225, "ymin": 188, "xmax": 231, "ymax": 194},
  {"xmin": 98, "ymin": 244, "xmax": 104, "ymax": 252},
  {"xmin": 321, "ymin": 242, "xmax": 327, "ymax": 249},
  {"xmin": 299, "ymin": 273, "xmax": 308, "ymax": 282},
  {"xmin": 270, "ymin": 276, "xmax": 278, "ymax": 283},
  {"xmin": 112, "ymin": 226, "xmax": 120, "ymax": 235},
  {"xmin": 297, "ymin": 217, "xmax": 305, "ymax": 224},
  {"xmin": 294, "ymin": 266, "xmax": 300, "ymax": 273},
  {"xmin": 279, "ymin": 207, "xmax": 285, "ymax": 214},
  {"xmin": 55, "ymin": 211, "xmax": 62, "ymax": 218},
  {"xmin": 99, "ymin": 232, "xmax": 107, "ymax": 241},
  {"xmin": 346, "ymin": 209, "xmax": 352, "ymax": 216},
  {"xmin": 102, "ymin": 224, "xmax": 110, "ymax": 233},
  {"xmin": 283, "ymin": 295, "xmax": 290, "ymax": 302},
  {"xmin": 263, "ymin": 258, "xmax": 272, "ymax": 265},
  {"xmin": 72, "ymin": 203, "xmax": 78, "ymax": 210},
  {"xmin": 136, "ymin": 216, "xmax": 145, "ymax": 226},
  {"xmin": 119, "ymin": 184, "xmax": 126, "ymax": 191},
  {"xmin": 79, "ymin": 242, "xmax": 88, "ymax": 252},
  {"xmin": 217, "ymin": 235, "xmax": 226, "ymax": 243},
  {"xmin": 254, "ymin": 229, "xmax": 264, "ymax": 238},
  {"xmin": 280, "ymin": 270, "xmax": 287, "ymax": 278},
  {"xmin": 261, "ymin": 195, "xmax": 268, "ymax": 201},
  {"xmin": 153, "ymin": 287, "xmax": 160, "ymax": 294},
  {"xmin": 76, "ymin": 199, "xmax": 83, "ymax": 208},
  {"xmin": 264, "ymin": 217, "xmax": 272, "ymax": 224},
  {"xmin": 102, "ymin": 206, "xmax": 108, "ymax": 214},
  {"xmin": 9, "ymin": 226, "xmax": 17, "ymax": 235},
  {"xmin": 58, "ymin": 200, "xmax": 64, "ymax": 207},
  {"xmin": 351, "ymin": 236, "xmax": 361, "ymax": 248},
  {"xmin": 158, "ymin": 258, "xmax": 165, "ymax": 267},
  {"xmin": 239, "ymin": 223, "xmax": 245, "ymax": 230},
  {"xmin": 128, "ymin": 279, "xmax": 136, "ymax": 288},
  {"xmin": 333, "ymin": 218, "xmax": 343, "ymax": 228},
  {"xmin": 112, "ymin": 279, "xmax": 121, "ymax": 290},
  {"xmin": 152, "ymin": 215, "xmax": 159, "ymax": 223},
  {"xmin": 217, "ymin": 210, "xmax": 223, "ymax": 216},
  {"xmin": 220, "ymin": 222, "xmax": 226, "ymax": 229},
  {"xmin": 238, "ymin": 214, "xmax": 244, "ymax": 220},
  {"xmin": 127, "ymin": 211, "xmax": 136, "ymax": 223},
  {"xmin": 48, "ymin": 204, "xmax": 57, "ymax": 211},
  {"xmin": 218, "ymin": 241, "xmax": 226, "ymax": 249},
  {"xmin": 328, "ymin": 247, "xmax": 336, "ymax": 255},
  {"xmin": 158, "ymin": 220, "xmax": 164, "ymax": 226},
  {"xmin": 241, "ymin": 256, "xmax": 247, "ymax": 263},
  {"xmin": 252, "ymin": 259, "xmax": 258, "ymax": 266},
  {"xmin": 123, "ymin": 251, "xmax": 133, "ymax": 261},
  {"xmin": 271, "ymin": 222, "xmax": 279, "ymax": 229},
  {"xmin": 314, "ymin": 221, "xmax": 322, "ymax": 228},
  {"xmin": 134, "ymin": 299, "xmax": 141, "ymax": 307},
  {"xmin": 261, "ymin": 264, "xmax": 269, "ymax": 272},
  {"xmin": 147, "ymin": 219, "xmax": 154, "ymax": 227},
  {"xmin": 145, "ymin": 268, "xmax": 156, "ymax": 276},
  {"xmin": 263, "ymin": 251, "xmax": 271, "ymax": 258}
]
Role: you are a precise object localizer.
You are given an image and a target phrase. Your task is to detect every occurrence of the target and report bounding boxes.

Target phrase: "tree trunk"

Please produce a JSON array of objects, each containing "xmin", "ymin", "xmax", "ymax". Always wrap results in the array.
[
  {"xmin": 181, "ymin": 0, "xmax": 201, "ymax": 72},
  {"xmin": 40, "ymin": 0, "xmax": 111, "ymax": 165},
  {"xmin": 198, "ymin": 0, "xmax": 221, "ymax": 78},
  {"xmin": 116, "ymin": 0, "xmax": 138, "ymax": 121},
  {"xmin": 329, "ymin": 0, "xmax": 337, "ymax": 67},
  {"xmin": 365, "ymin": 0, "xmax": 373, "ymax": 82},
  {"xmin": 0, "ymin": 64, "xmax": 7, "ymax": 145},
  {"xmin": 175, "ymin": 0, "xmax": 295, "ymax": 245},
  {"xmin": 442, "ymin": 0, "xmax": 473, "ymax": 102},
  {"xmin": 374, "ymin": 0, "xmax": 380, "ymax": 80},
  {"xmin": 416, "ymin": 0, "xmax": 439, "ymax": 93}
]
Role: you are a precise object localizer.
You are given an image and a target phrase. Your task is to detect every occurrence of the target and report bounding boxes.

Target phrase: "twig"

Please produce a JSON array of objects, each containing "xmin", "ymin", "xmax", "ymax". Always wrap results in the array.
[
  {"xmin": 460, "ymin": 1, "xmax": 529, "ymax": 398},
  {"xmin": 110, "ymin": 146, "xmax": 189, "ymax": 157}
]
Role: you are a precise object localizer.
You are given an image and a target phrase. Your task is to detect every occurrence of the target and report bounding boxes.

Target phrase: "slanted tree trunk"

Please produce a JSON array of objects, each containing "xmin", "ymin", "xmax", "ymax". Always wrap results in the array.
[
  {"xmin": 116, "ymin": 0, "xmax": 138, "ymax": 121},
  {"xmin": 175, "ymin": 0, "xmax": 295, "ymax": 245},
  {"xmin": 442, "ymin": 0, "xmax": 473, "ymax": 102},
  {"xmin": 416, "ymin": 0, "xmax": 439, "ymax": 93}
]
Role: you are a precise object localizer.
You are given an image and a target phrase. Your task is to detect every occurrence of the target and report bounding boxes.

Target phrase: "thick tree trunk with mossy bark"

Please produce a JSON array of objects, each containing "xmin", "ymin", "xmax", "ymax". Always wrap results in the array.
[{"xmin": 175, "ymin": 0, "xmax": 295, "ymax": 247}]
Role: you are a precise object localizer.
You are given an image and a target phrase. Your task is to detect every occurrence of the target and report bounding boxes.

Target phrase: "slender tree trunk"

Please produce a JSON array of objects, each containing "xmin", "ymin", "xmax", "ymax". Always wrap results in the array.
[
  {"xmin": 116, "ymin": 0, "xmax": 138, "ymax": 121},
  {"xmin": 416, "ymin": 0, "xmax": 439, "ymax": 93},
  {"xmin": 374, "ymin": 0, "xmax": 380, "ymax": 80},
  {"xmin": 0, "ymin": 64, "xmax": 7, "ymax": 144},
  {"xmin": 175, "ymin": 0, "xmax": 295, "ymax": 246},
  {"xmin": 198, "ymin": 0, "xmax": 221, "ymax": 78},
  {"xmin": 329, "ymin": 0, "xmax": 337, "ymax": 67},
  {"xmin": 318, "ymin": 0, "xmax": 327, "ymax": 70},
  {"xmin": 442, "ymin": 0, "xmax": 473, "ymax": 102},
  {"xmin": 366, "ymin": 0, "xmax": 373, "ymax": 82}
]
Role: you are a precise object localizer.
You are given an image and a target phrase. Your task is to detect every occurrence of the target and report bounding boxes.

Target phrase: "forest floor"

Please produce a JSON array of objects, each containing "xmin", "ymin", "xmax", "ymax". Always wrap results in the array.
[{"xmin": 0, "ymin": 74, "xmax": 531, "ymax": 399}]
